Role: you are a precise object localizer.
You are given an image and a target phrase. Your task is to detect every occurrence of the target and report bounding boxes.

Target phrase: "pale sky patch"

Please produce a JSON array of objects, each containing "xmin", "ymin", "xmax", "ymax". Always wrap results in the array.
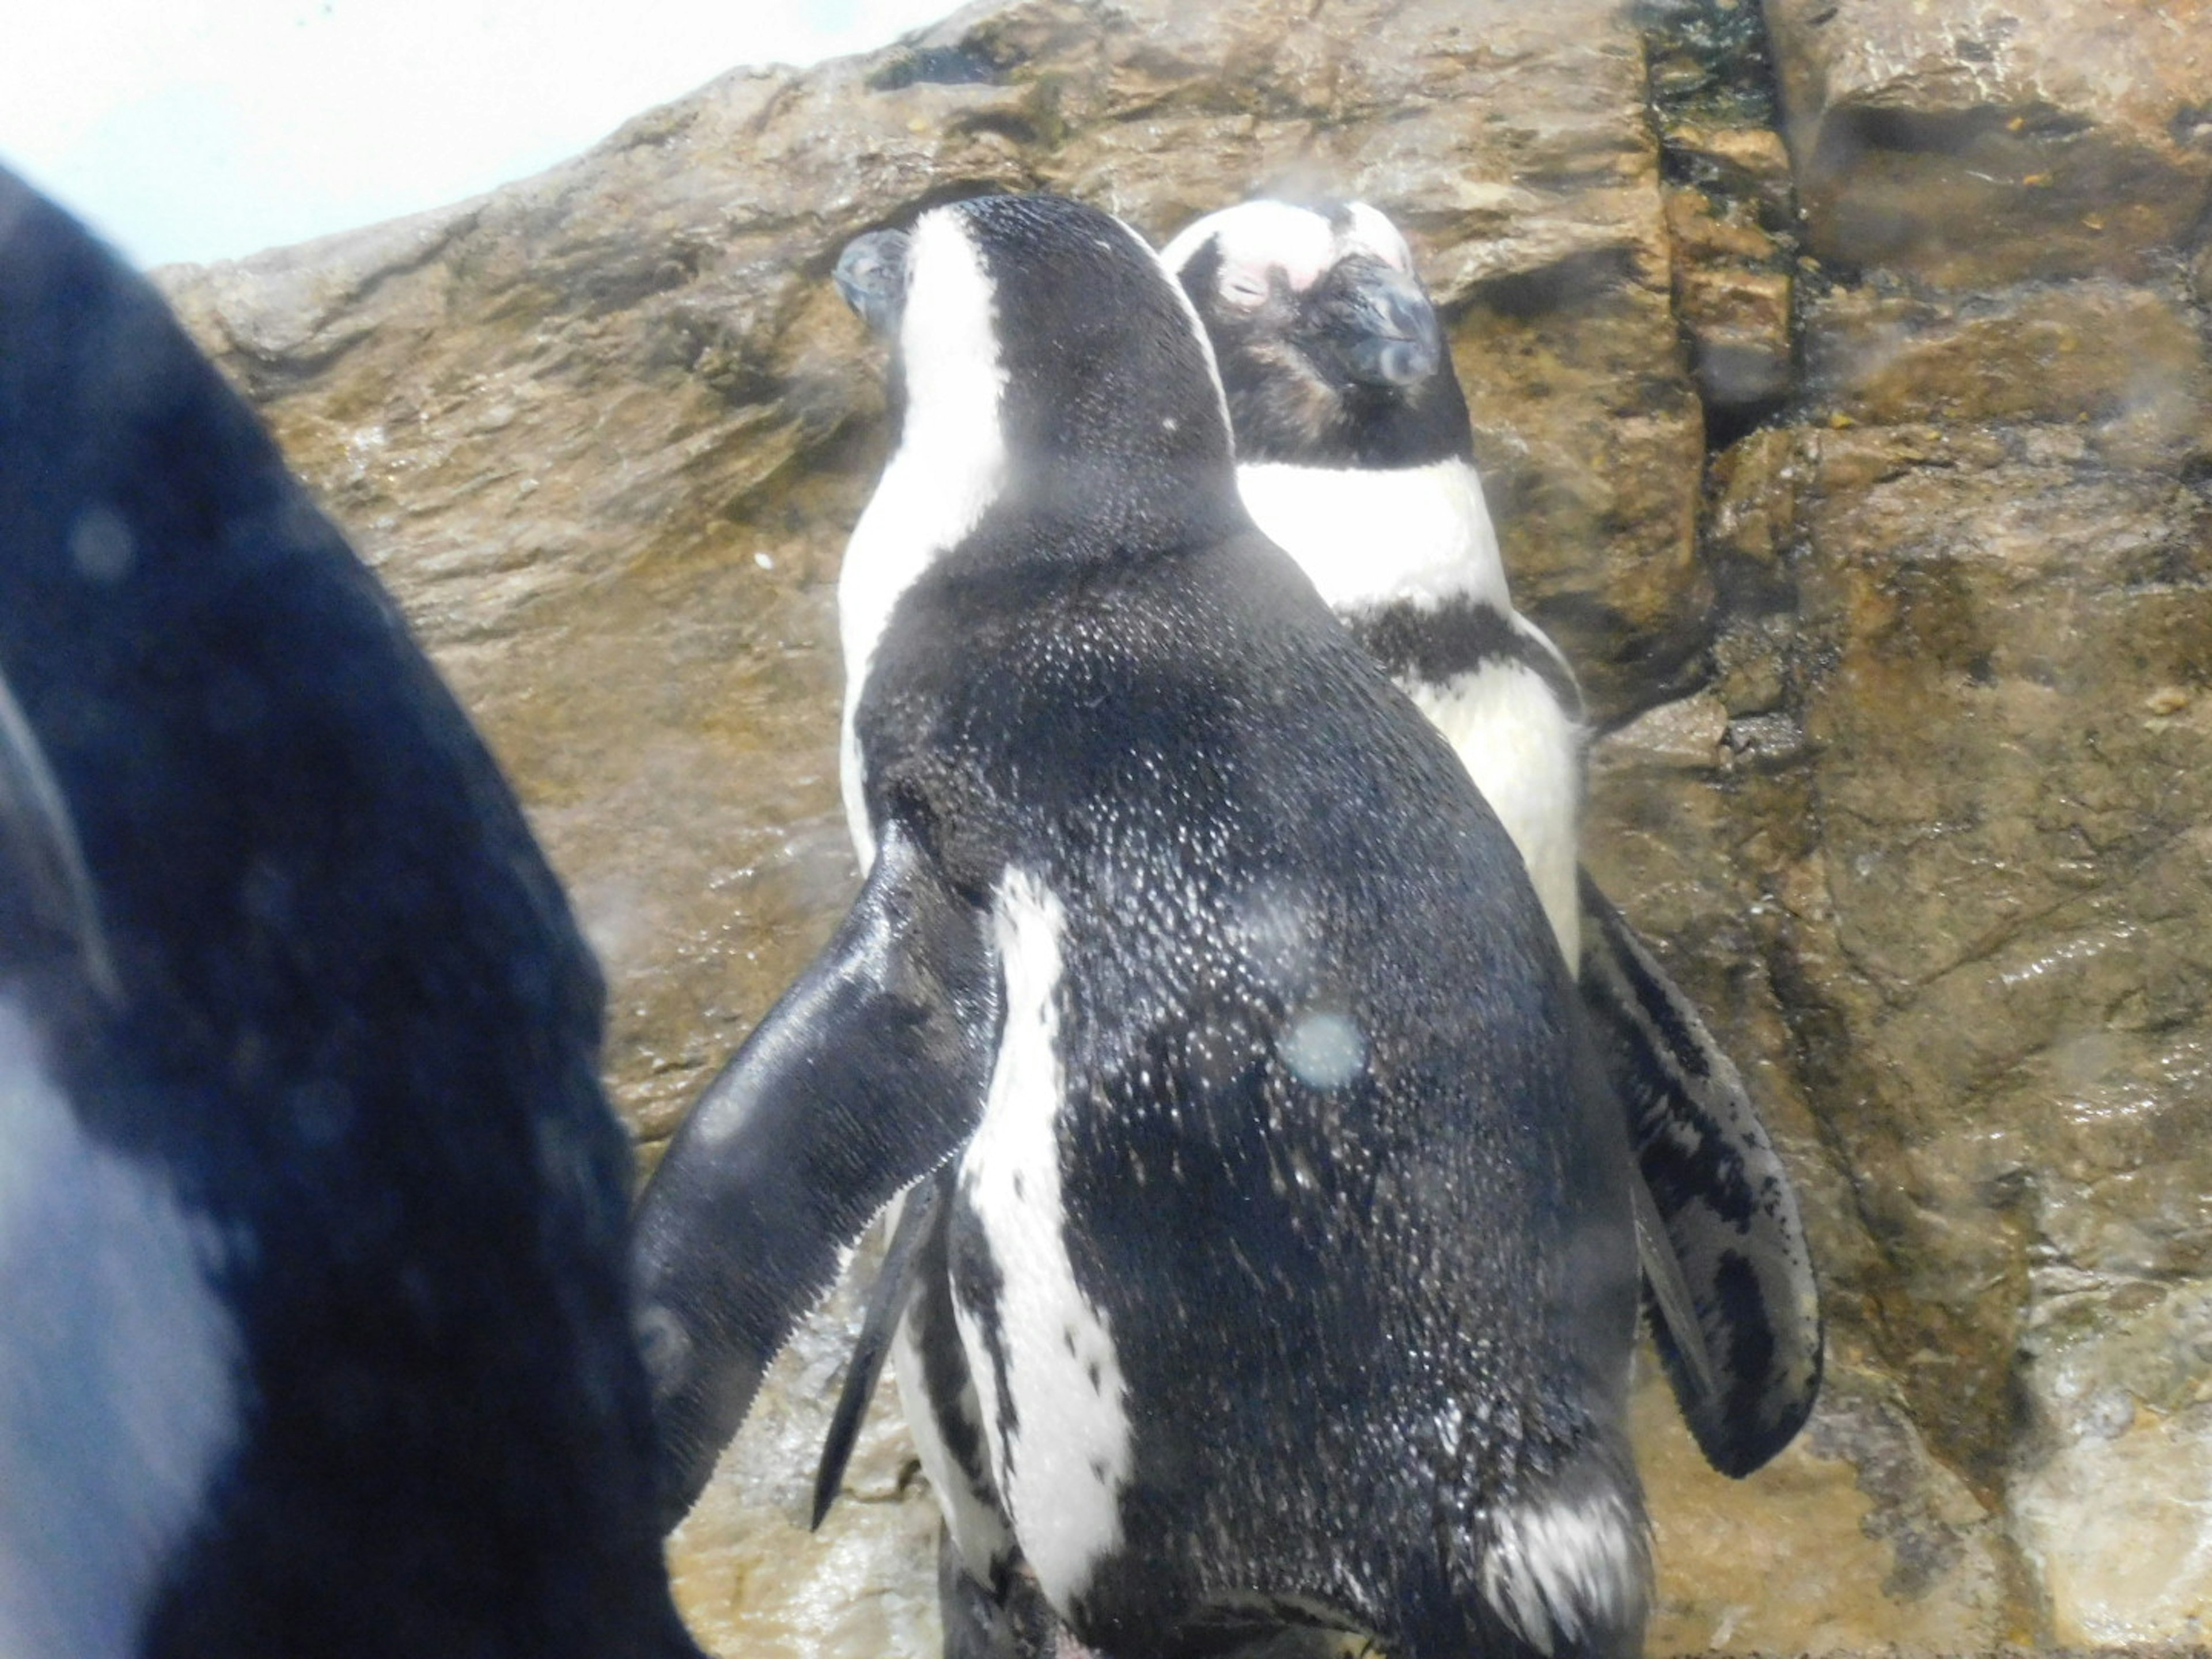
[{"xmin": 1, "ymin": 0, "xmax": 959, "ymax": 268}]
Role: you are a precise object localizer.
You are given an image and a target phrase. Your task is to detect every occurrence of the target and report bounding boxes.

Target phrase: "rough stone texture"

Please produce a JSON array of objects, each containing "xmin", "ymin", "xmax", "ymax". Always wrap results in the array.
[
  {"xmin": 1666, "ymin": 181, "xmax": 1795, "ymax": 414},
  {"xmin": 1763, "ymin": 0, "xmax": 2212, "ymax": 288},
  {"xmin": 661, "ymin": 1259, "xmax": 942, "ymax": 1658},
  {"xmin": 1782, "ymin": 415, "xmax": 2212, "ymax": 1641},
  {"xmin": 143, "ymin": 0, "xmax": 2212, "ymax": 1649},
  {"xmin": 1741, "ymin": 3, "xmax": 2212, "ymax": 1633},
  {"xmin": 1635, "ymin": 1360, "xmax": 2008, "ymax": 1651}
]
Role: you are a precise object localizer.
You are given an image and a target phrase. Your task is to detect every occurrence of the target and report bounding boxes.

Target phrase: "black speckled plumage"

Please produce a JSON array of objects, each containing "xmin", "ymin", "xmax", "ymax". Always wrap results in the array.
[
  {"xmin": 1578, "ymin": 877, "xmax": 1821, "ymax": 1476},
  {"xmin": 867, "ymin": 524, "xmax": 1641, "ymax": 1656},
  {"xmin": 0, "ymin": 169, "xmax": 700, "ymax": 1659},
  {"xmin": 637, "ymin": 193, "xmax": 1647, "ymax": 1659},
  {"xmin": 1165, "ymin": 197, "xmax": 1822, "ymax": 1488},
  {"xmin": 1347, "ymin": 594, "xmax": 1586, "ymax": 718}
]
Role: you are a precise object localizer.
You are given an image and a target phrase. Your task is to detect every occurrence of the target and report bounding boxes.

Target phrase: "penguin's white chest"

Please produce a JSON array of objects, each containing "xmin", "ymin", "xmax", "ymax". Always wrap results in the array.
[
  {"xmin": 1408, "ymin": 659, "xmax": 1585, "ymax": 967},
  {"xmin": 0, "ymin": 999, "xmax": 242, "ymax": 1659},
  {"xmin": 951, "ymin": 870, "xmax": 1133, "ymax": 1610},
  {"xmin": 1237, "ymin": 456, "xmax": 1509, "ymax": 613}
]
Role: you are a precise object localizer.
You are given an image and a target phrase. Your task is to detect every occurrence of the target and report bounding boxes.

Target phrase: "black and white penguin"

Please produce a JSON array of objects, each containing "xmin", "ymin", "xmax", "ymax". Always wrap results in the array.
[
  {"xmin": 632, "ymin": 192, "xmax": 1649, "ymax": 1659},
  {"xmin": 1160, "ymin": 198, "xmax": 1821, "ymax": 1478},
  {"xmin": 0, "ymin": 171, "xmax": 702, "ymax": 1659}
]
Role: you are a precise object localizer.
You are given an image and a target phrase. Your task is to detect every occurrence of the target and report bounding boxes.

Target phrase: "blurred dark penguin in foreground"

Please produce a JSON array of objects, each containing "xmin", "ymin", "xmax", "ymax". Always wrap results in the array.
[
  {"xmin": 635, "ymin": 190, "xmax": 1647, "ymax": 1659},
  {"xmin": 1162, "ymin": 198, "xmax": 1822, "ymax": 1478},
  {"xmin": 0, "ymin": 171, "xmax": 702, "ymax": 1659}
]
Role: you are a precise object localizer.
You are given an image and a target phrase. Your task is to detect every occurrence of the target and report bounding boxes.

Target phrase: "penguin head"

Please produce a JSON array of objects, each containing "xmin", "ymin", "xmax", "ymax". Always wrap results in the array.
[
  {"xmin": 835, "ymin": 194, "xmax": 1243, "ymax": 559},
  {"xmin": 1161, "ymin": 199, "xmax": 1472, "ymax": 468},
  {"xmin": 835, "ymin": 229, "xmax": 909, "ymax": 337}
]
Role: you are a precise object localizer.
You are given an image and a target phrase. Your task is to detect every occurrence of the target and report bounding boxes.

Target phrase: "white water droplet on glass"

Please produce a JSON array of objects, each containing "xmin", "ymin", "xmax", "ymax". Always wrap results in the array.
[{"xmin": 1279, "ymin": 1007, "xmax": 1365, "ymax": 1090}]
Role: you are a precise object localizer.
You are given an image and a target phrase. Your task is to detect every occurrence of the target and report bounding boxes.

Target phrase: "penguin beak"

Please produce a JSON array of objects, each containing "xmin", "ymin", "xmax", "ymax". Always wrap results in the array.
[
  {"xmin": 1316, "ymin": 256, "xmax": 1442, "ymax": 389},
  {"xmin": 835, "ymin": 229, "xmax": 910, "ymax": 338}
]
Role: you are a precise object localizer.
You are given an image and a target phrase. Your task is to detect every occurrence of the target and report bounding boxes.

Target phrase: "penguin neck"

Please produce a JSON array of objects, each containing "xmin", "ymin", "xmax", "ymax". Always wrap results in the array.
[
  {"xmin": 838, "ymin": 426, "xmax": 1004, "ymax": 867},
  {"xmin": 1235, "ymin": 455, "xmax": 1510, "ymax": 619},
  {"xmin": 839, "ymin": 411, "xmax": 1006, "ymax": 718},
  {"xmin": 838, "ymin": 232, "xmax": 1012, "ymax": 866}
]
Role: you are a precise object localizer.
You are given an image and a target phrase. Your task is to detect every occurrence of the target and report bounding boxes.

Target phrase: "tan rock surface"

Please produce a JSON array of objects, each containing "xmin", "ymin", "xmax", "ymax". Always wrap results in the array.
[
  {"xmin": 1666, "ymin": 184, "xmax": 1794, "ymax": 412},
  {"xmin": 1763, "ymin": 0, "xmax": 2212, "ymax": 287},
  {"xmin": 146, "ymin": 0, "xmax": 2212, "ymax": 1649},
  {"xmin": 1637, "ymin": 1359, "xmax": 2009, "ymax": 1652}
]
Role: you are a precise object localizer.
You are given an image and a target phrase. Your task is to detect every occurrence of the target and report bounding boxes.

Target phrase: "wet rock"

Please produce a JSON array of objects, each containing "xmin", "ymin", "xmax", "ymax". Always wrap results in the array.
[
  {"xmin": 1763, "ymin": 419, "xmax": 2212, "ymax": 1492},
  {"xmin": 1805, "ymin": 280, "xmax": 2212, "ymax": 467},
  {"xmin": 2016, "ymin": 1279, "xmax": 2212, "ymax": 1643},
  {"xmin": 1674, "ymin": 402, "xmax": 2212, "ymax": 1633},
  {"xmin": 1638, "ymin": 1358, "xmax": 2008, "ymax": 1650},
  {"xmin": 1666, "ymin": 184, "xmax": 1795, "ymax": 414},
  {"xmin": 1667, "ymin": 120, "xmax": 1797, "ymax": 218},
  {"xmin": 1763, "ymin": 0, "xmax": 2212, "ymax": 287},
  {"xmin": 1591, "ymin": 219, "xmax": 2212, "ymax": 1625},
  {"xmin": 1641, "ymin": 0, "xmax": 1802, "ymax": 428}
]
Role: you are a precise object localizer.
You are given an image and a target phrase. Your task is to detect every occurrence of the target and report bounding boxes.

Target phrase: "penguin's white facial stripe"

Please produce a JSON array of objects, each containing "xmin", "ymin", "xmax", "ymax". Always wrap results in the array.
[
  {"xmin": 1162, "ymin": 202, "xmax": 1324, "ymax": 304},
  {"xmin": 1343, "ymin": 202, "xmax": 1416, "ymax": 273},
  {"xmin": 0, "ymin": 999, "xmax": 241, "ymax": 1659},
  {"xmin": 1405, "ymin": 658, "xmax": 1585, "ymax": 966},
  {"xmin": 898, "ymin": 210, "xmax": 1010, "ymax": 461},
  {"xmin": 1161, "ymin": 200, "xmax": 1415, "ymax": 308},
  {"xmin": 1480, "ymin": 1487, "xmax": 1645, "ymax": 1657},
  {"xmin": 954, "ymin": 872, "xmax": 1132, "ymax": 1610},
  {"xmin": 1237, "ymin": 457, "xmax": 1506, "ymax": 612},
  {"xmin": 837, "ymin": 208, "xmax": 1009, "ymax": 864}
]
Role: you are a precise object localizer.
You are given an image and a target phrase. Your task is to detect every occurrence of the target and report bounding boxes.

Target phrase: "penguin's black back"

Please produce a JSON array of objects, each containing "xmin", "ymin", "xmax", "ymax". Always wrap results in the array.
[
  {"xmin": 0, "ymin": 171, "xmax": 697, "ymax": 1658},
  {"xmin": 865, "ymin": 514, "xmax": 1635, "ymax": 1636},
  {"xmin": 846, "ymin": 198, "xmax": 1641, "ymax": 1651}
]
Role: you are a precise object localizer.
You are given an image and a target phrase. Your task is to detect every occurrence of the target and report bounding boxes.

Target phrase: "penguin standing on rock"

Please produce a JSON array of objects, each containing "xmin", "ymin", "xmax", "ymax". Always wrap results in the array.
[
  {"xmin": 634, "ymin": 191, "xmax": 1648, "ymax": 1659},
  {"xmin": 1160, "ymin": 198, "xmax": 1822, "ymax": 1479},
  {"xmin": 0, "ymin": 171, "xmax": 703, "ymax": 1659}
]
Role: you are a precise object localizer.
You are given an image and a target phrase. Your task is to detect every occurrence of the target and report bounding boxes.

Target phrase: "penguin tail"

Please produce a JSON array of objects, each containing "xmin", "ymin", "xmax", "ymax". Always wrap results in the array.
[{"xmin": 1440, "ymin": 1425, "xmax": 1651, "ymax": 1659}]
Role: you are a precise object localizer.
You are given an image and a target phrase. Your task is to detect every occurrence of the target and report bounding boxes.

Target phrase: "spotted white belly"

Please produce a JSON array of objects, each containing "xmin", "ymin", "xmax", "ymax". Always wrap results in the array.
[{"xmin": 952, "ymin": 870, "xmax": 1132, "ymax": 1611}]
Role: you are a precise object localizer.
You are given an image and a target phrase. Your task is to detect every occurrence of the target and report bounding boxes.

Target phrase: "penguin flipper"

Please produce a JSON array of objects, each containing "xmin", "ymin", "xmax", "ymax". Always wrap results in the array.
[
  {"xmin": 631, "ymin": 820, "xmax": 996, "ymax": 1530},
  {"xmin": 810, "ymin": 1166, "xmax": 947, "ymax": 1529},
  {"xmin": 1630, "ymin": 1173, "xmax": 1716, "ymax": 1407},
  {"xmin": 0, "ymin": 671, "xmax": 114, "ymax": 999},
  {"xmin": 1577, "ymin": 872, "xmax": 1823, "ymax": 1476}
]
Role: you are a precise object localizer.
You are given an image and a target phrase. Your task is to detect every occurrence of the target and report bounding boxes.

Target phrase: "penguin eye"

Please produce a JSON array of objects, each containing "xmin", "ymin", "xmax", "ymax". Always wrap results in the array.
[{"xmin": 1219, "ymin": 268, "xmax": 1272, "ymax": 308}]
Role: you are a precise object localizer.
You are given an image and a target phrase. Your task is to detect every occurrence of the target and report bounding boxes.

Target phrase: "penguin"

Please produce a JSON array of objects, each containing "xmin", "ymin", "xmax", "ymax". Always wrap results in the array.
[
  {"xmin": 0, "ymin": 170, "xmax": 703, "ymax": 1659},
  {"xmin": 632, "ymin": 191, "xmax": 1648, "ymax": 1659},
  {"xmin": 1158, "ymin": 198, "xmax": 1821, "ymax": 1478}
]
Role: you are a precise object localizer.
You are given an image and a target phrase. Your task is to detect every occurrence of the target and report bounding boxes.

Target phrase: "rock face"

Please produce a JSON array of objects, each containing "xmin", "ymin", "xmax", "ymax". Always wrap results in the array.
[{"xmin": 151, "ymin": 0, "xmax": 2212, "ymax": 1649}]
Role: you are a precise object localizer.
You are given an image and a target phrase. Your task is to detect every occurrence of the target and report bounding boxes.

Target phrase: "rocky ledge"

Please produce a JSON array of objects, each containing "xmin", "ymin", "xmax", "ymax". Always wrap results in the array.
[{"xmin": 156, "ymin": 0, "xmax": 2212, "ymax": 1649}]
